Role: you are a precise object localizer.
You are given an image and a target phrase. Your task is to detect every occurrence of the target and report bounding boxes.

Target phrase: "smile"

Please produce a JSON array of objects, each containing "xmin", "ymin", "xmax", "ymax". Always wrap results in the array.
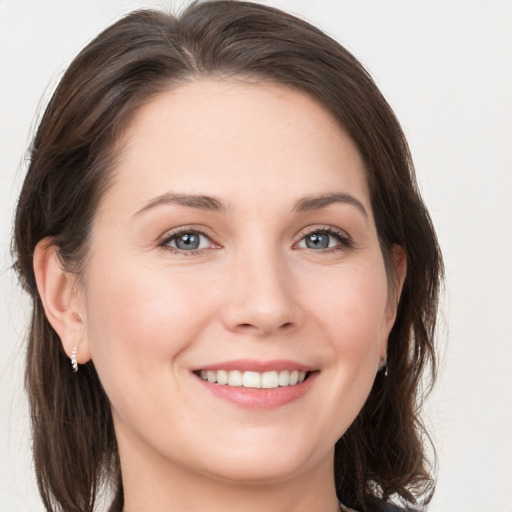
[
  {"xmin": 193, "ymin": 359, "xmax": 318, "ymax": 409},
  {"xmin": 198, "ymin": 369, "xmax": 308, "ymax": 388}
]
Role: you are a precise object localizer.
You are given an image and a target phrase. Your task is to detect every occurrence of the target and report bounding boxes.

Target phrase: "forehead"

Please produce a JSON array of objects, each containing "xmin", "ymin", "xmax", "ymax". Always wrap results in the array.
[{"xmin": 102, "ymin": 78, "xmax": 370, "ymax": 215}]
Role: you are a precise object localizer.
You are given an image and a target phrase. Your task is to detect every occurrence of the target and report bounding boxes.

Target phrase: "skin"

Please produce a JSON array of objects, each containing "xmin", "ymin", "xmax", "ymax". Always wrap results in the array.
[{"xmin": 35, "ymin": 79, "xmax": 405, "ymax": 512}]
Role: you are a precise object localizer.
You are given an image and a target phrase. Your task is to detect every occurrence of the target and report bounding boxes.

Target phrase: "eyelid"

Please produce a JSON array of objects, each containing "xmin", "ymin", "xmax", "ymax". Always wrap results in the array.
[
  {"xmin": 293, "ymin": 225, "xmax": 353, "ymax": 249},
  {"xmin": 156, "ymin": 224, "xmax": 353, "ymax": 254},
  {"xmin": 158, "ymin": 225, "xmax": 220, "ymax": 253}
]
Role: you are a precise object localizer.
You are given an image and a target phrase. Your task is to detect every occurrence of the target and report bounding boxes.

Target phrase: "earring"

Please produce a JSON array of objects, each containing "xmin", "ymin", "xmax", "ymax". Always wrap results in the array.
[
  {"xmin": 71, "ymin": 346, "xmax": 78, "ymax": 373},
  {"xmin": 71, "ymin": 328, "xmax": 85, "ymax": 373},
  {"xmin": 379, "ymin": 357, "xmax": 388, "ymax": 377}
]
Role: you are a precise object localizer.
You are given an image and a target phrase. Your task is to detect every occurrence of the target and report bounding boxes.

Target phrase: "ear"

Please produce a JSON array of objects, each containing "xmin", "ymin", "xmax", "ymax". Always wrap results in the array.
[
  {"xmin": 380, "ymin": 244, "xmax": 407, "ymax": 356},
  {"xmin": 33, "ymin": 237, "xmax": 92, "ymax": 364}
]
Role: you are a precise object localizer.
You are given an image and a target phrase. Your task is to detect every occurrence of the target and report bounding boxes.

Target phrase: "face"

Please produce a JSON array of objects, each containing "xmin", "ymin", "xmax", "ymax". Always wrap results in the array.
[{"xmin": 78, "ymin": 79, "xmax": 400, "ymax": 485}]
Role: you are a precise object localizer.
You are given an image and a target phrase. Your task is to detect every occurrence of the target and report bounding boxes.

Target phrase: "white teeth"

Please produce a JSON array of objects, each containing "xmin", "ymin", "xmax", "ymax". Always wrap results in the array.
[
  {"xmin": 216, "ymin": 369, "xmax": 229, "ymax": 385},
  {"xmin": 261, "ymin": 371, "xmax": 279, "ymax": 389},
  {"xmin": 278, "ymin": 370, "xmax": 290, "ymax": 386},
  {"xmin": 227, "ymin": 370, "xmax": 243, "ymax": 387},
  {"xmin": 242, "ymin": 371, "xmax": 261, "ymax": 388},
  {"xmin": 198, "ymin": 369, "xmax": 308, "ymax": 388}
]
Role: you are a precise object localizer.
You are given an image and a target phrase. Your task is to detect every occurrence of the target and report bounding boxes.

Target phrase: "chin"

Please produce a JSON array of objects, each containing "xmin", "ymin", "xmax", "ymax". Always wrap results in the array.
[
  {"xmin": 197, "ymin": 451, "xmax": 320, "ymax": 486},
  {"xmin": 182, "ymin": 426, "xmax": 335, "ymax": 486}
]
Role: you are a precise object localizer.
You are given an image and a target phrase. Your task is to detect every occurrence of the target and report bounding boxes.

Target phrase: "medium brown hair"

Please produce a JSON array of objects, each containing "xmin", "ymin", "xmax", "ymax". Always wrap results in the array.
[{"xmin": 13, "ymin": 2, "xmax": 443, "ymax": 511}]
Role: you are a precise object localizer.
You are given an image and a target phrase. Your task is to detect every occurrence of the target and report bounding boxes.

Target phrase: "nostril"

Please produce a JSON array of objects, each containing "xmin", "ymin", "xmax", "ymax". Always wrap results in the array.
[{"xmin": 234, "ymin": 321, "xmax": 294, "ymax": 335}]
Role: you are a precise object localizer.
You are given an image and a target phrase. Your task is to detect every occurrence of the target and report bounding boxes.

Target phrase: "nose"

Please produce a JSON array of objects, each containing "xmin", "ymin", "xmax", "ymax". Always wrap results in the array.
[{"xmin": 221, "ymin": 249, "xmax": 302, "ymax": 337}]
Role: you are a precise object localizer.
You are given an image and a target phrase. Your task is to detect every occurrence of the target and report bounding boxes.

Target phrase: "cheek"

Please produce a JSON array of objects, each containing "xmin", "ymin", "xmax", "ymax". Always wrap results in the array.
[
  {"xmin": 287, "ymin": 260, "xmax": 391, "ymax": 442},
  {"xmin": 82, "ymin": 260, "xmax": 215, "ymax": 390},
  {"xmin": 306, "ymin": 262, "xmax": 390, "ymax": 350}
]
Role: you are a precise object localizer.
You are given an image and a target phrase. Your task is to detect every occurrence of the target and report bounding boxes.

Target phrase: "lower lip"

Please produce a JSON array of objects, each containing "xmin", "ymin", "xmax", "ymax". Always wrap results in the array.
[{"xmin": 194, "ymin": 372, "xmax": 318, "ymax": 410}]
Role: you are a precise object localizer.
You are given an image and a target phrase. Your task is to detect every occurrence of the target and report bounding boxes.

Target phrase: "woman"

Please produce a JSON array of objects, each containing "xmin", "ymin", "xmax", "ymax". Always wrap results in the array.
[{"xmin": 13, "ymin": 2, "xmax": 443, "ymax": 511}]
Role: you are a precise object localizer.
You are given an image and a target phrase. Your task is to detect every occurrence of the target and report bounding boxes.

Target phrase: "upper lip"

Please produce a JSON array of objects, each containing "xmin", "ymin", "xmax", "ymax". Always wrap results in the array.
[{"xmin": 195, "ymin": 359, "xmax": 316, "ymax": 373}]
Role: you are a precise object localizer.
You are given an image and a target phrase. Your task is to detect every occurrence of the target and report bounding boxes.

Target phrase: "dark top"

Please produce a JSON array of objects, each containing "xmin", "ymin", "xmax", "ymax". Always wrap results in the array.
[
  {"xmin": 109, "ymin": 495, "xmax": 409, "ymax": 512},
  {"xmin": 341, "ymin": 502, "xmax": 409, "ymax": 512}
]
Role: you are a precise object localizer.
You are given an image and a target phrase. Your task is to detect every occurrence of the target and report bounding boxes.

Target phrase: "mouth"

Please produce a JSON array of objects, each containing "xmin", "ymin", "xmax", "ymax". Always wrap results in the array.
[
  {"xmin": 192, "ymin": 359, "xmax": 318, "ymax": 409},
  {"xmin": 195, "ymin": 369, "xmax": 310, "ymax": 389}
]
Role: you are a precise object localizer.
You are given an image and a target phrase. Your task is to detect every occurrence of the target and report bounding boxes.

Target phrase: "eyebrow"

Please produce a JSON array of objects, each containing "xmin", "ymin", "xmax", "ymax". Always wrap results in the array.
[
  {"xmin": 133, "ymin": 191, "xmax": 368, "ymax": 219},
  {"xmin": 293, "ymin": 192, "xmax": 368, "ymax": 219},
  {"xmin": 134, "ymin": 192, "xmax": 226, "ymax": 216}
]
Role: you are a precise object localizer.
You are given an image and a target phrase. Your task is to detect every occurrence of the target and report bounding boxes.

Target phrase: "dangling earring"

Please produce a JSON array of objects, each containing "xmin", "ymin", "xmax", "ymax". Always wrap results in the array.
[
  {"xmin": 71, "ymin": 333, "xmax": 83, "ymax": 373},
  {"xmin": 70, "ymin": 319, "xmax": 85, "ymax": 373},
  {"xmin": 71, "ymin": 346, "xmax": 78, "ymax": 373},
  {"xmin": 379, "ymin": 357, "xmax": 388, "ymax": 377}
]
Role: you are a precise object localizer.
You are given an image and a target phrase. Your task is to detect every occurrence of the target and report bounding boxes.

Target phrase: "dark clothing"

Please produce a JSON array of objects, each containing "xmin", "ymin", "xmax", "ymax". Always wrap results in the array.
[
  {"xmin": 341, "ymin": 501, "xmax": 411, "ymax": 512},
  {"xmin": 110, "ymin": 495, "xmax": 410, "ymax": 512}
]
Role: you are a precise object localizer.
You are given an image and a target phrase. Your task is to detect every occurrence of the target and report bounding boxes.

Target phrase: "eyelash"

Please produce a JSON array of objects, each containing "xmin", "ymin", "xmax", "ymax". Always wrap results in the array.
[
  {"xmin": 158, "ymin": 226, "xmax": 353, "ymax": 256},
  {"xmin": 159, "ymin": 228, "xmax": 216, "ymax": 256},
  {"xmin": 295, "ymin": 226, "xmax": 353, "ymax": 253}
]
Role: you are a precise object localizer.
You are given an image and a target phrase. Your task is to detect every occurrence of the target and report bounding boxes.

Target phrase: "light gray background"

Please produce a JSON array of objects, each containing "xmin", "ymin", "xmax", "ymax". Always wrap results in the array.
[{"xmin": 1, "ymin": 1, "xmax": 511, "ymax": 511}]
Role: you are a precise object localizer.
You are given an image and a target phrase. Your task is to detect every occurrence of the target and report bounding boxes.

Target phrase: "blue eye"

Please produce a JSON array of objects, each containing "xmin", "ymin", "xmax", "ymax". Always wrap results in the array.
[
  {"xmin": 304, "ymin": 232, "xmax": 330, "ymax": 249},
  {"xmin": 162, "ymin": 231, "xmax": 212, "ymax": 252},
  {"xmin": 297, "ymin": 229, "xmax": 351, "ymax": 251}
]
